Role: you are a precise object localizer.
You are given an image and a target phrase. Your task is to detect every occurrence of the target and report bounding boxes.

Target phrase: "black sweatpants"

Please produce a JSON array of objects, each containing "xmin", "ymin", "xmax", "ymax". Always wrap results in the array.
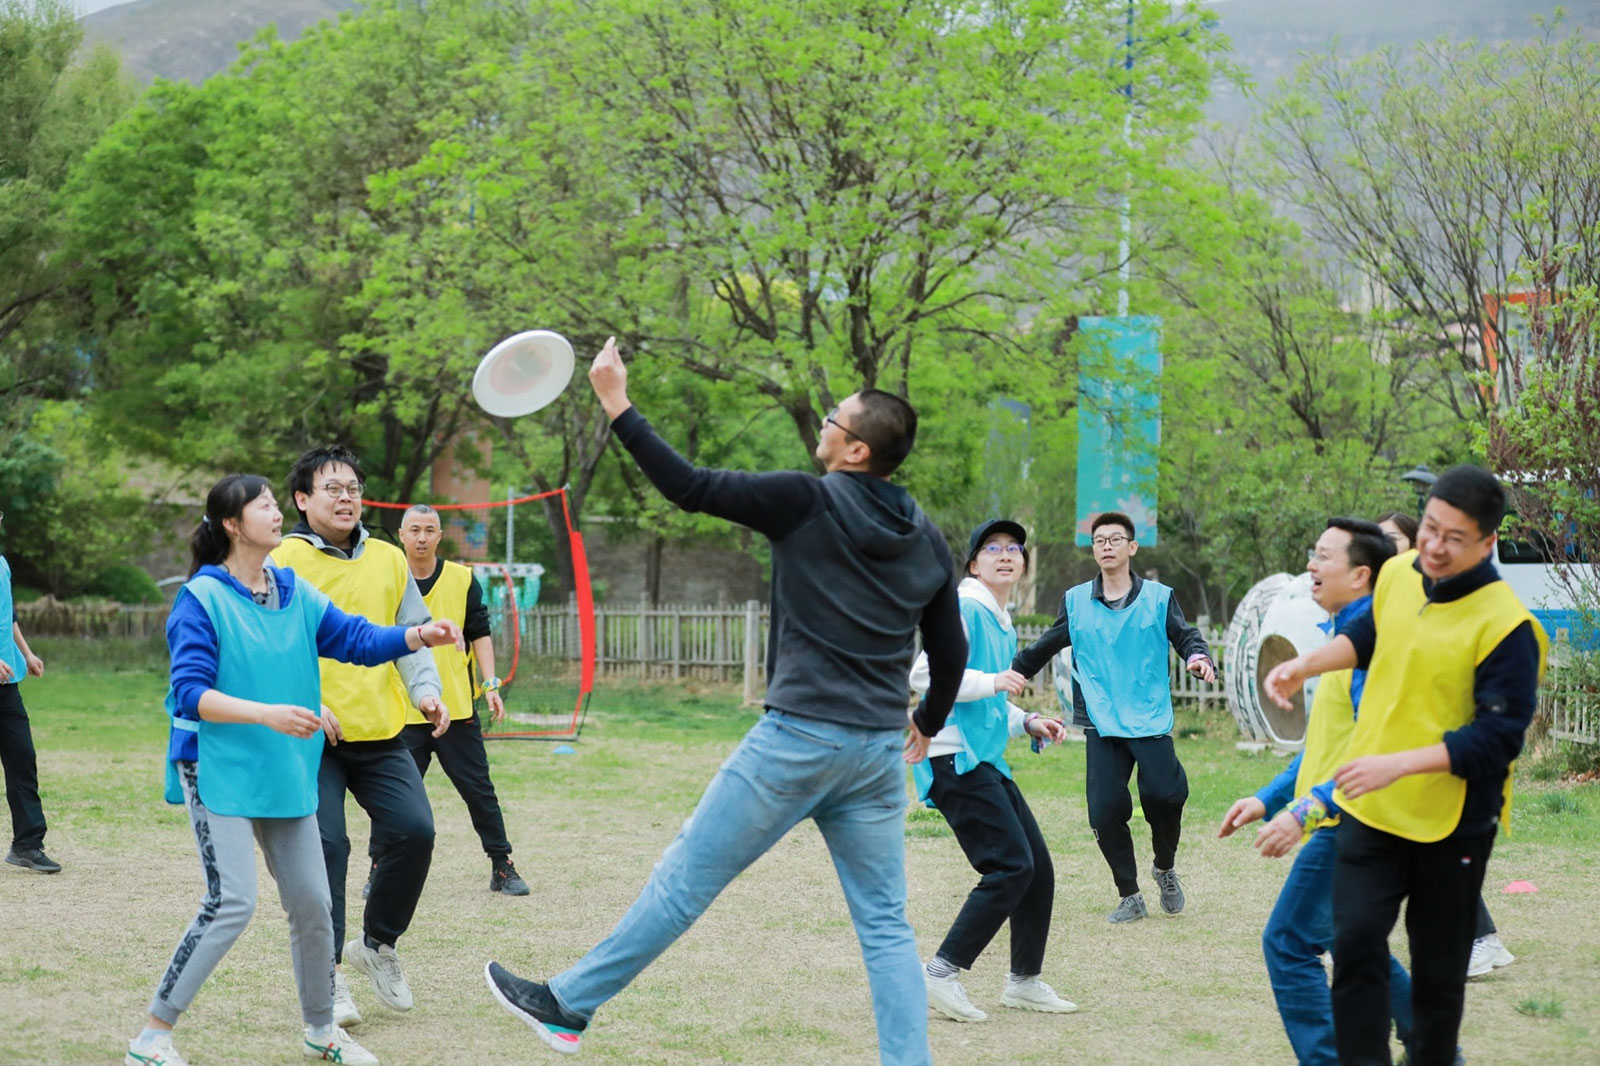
[
  {"xmin": 396, "ymin": 717, "xmax": 512, "ymax": 860},
  {"xmin": 318, "ymin": 737, "xmax": 435, "ymax": 961},
  {"xmin": 1083, "ymin": 728, "xmax": 1187, "ymax": 898},
  {"xmin": 926, "ymin": 756, "xmax": 1054, "ymax": 975},
  {"xmin": 1332, "ymin": 818, "xmax": 1494, "ymax": 1066},
  {"xmin": 0, "ymin": 683, "xmax": 46, "ymax": 849},
  {"xmin": 1474, "ymin": 895, "xmax": 1496, "ymax": 938}
]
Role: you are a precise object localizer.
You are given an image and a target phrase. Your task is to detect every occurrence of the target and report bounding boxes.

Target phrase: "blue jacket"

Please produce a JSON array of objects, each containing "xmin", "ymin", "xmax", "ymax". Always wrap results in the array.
[{"xmin": 1255, "ymin": 595, "xmax": 1373, "ymax": 818}]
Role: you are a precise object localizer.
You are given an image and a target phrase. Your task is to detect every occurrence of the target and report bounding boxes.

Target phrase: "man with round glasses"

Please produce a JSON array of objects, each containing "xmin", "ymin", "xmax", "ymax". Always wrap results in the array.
[
  {"xmin": 1012, "ymin": 511, "xmax": 1214, "ymax": 924},
  {"xmin": 273, "ymin": 446, "xmax": 449, "ymax": 1028}
]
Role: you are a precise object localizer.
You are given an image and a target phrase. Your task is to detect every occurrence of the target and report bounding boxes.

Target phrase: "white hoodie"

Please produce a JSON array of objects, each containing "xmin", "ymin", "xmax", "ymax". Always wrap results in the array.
[{"xmin": 909, "ymin": 577, "xmax": 1029, "ymax": 759}]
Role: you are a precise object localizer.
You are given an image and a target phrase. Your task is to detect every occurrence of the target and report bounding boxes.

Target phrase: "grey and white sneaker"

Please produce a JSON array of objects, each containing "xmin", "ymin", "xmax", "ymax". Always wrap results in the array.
[
  {"xmin": 1107, "ymin": 892, "xmax": 1148, "ymax": 924},
  {"xmin": 125, "ymin": 1032, "xmax": 190, "ymax": 1066},
  {"xmin": 303, "ymin": 1025, "xmax": 378, "ymax": 1065},
  {"xmin": 1152, "ymin": 865, "xmax": 1186, "ymax": 914},
  {"xmin": 332, "ymin": 970, "xmax": 363, "ymax": 1027},
  {"xmin": 345, "ymin": 939, "xmax": 413, "ymax": 1011},
  {"xmin": 925, "ymin": 970, "xmax": 987, "ymax": 1022},
  {"xmin": 1467, "ymin": 934, "xmax": 1515, "ymax": 978},
  {"xmin": 1000, "ymin": 977, "xmax": 1078, "ymax": 1013}
]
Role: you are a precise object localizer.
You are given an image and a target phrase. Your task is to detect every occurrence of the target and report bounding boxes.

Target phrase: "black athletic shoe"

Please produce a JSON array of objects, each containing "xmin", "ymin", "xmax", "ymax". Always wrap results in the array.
[
  {"xmin": 484, "ymin": 961, "xmax": 587, "ymax": 1055},
  {"xmin": 5, "ymin": 844, "xmax": 61, "ymax": 874},
  {"xmin": 491, "ymin": 859, "xmax": 531, "ymax": 896}
]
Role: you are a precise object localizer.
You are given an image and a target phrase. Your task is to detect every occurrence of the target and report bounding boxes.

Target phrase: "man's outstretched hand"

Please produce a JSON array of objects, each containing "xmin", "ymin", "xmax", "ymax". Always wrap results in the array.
[{"xmin": 589, "ymin": 336, "xmax": 632, "ymax": 420}]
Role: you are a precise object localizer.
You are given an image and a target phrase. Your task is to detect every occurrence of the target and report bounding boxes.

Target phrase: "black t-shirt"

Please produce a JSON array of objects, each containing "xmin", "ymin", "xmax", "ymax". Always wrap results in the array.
[{"xmin": 413, "ymin": 560, "xmax": 492, "ymax": 642}]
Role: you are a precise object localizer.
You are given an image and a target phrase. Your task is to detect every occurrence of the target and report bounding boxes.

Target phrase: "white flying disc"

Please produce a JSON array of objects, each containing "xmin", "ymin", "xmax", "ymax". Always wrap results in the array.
[{"xmin": 472, "ymin": 330, "xmax": 576, "ymax": 418}]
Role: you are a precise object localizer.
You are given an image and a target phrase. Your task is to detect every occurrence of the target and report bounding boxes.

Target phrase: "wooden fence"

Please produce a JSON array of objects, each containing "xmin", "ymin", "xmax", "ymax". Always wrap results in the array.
[
  {"xmin": 1545, "ymin": 632, "xmax": 1600, "ymax": 744},
  {"xmin": 16, "ymin": 600, "xmax": 169, "ymax": 640},
  {"xmin": 25, "ymin": 598, "xmax": 1598, "ymax": 742},
  {"xmin": 518, "ymin": 600, "xmax": 1229, "ymax": 707}
]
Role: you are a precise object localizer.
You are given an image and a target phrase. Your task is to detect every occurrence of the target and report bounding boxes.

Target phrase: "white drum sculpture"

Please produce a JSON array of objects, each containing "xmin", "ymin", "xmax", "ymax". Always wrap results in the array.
[{"xmin": 1222, "ymin": 571, "xmax": 1332, "ymax": 749}]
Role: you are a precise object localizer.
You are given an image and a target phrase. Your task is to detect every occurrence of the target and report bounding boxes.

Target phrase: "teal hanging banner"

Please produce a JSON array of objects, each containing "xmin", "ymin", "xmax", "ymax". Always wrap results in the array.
[{"xmin": 1075, "ymin": 315, "xmax": 1162, "ymax": 546}]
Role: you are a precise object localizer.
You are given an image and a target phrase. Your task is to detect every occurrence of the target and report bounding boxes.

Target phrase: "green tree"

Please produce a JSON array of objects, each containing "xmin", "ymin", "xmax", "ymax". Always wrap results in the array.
[
  {"xmin": 512, "ymin": 0, "xmax": 1226, "ymax": 462},
  {"xmin": 1254, "ymin": 24, "xmax": 1600, "ymax": 421},
  {"xmin": 0, "ymin": 0, "xmax": 130, "ymax": 408}
]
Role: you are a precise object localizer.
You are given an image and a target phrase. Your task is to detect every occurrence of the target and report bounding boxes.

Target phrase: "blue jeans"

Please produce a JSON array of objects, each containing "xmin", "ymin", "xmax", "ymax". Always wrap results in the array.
[
  {"xmin": 1264, "ymin": 824, "xmax": 1413, "ymax": 1065},
  {"xmin": 549, "ymin": 711, "xmax": 930, "ymax": 1066}
]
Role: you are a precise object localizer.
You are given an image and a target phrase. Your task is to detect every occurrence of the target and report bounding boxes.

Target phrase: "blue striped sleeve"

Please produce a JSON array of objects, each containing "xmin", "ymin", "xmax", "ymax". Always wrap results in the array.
[
  {"xmin": 1254, "ymin": 751, "xmax": 1302, "ymax": 817},
  {"xmin": 166, "ymin": 588, "xmax": 219, "ymax": 720},
  {"xmin": 1310, "ymin": 778, "xmax": 1342, "ymax": 818},
  {"xmin": 312, "ymin": 594, "xmax": 414, "ymax": 666}
]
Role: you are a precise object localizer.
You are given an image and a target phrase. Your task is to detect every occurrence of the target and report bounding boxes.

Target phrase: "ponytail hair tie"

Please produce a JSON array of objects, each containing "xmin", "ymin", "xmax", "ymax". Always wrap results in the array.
[{"xmin": 201, "ymin": 515, "xmax": 212, "ymax": 525}]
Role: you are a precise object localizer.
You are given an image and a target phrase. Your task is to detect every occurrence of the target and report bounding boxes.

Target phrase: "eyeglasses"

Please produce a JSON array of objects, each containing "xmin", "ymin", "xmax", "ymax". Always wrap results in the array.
[
  {"xmin": 825, "ymin": 407, "xmax": 868, "ymax": 446},
  {"xmin": 320, "ymin": 482, "xmax": 364, "ymax": 500},
  {"xmin": 981, "ymin": 543, "xmax": 1025, "ymax": 556},
  {"xmin": 1091, "ymin": 534, "xmax": 1130, "ymax": 548},
  {"xmin": 1307, "ymin": 548, "xmax": 1338, "ymax": 564}
]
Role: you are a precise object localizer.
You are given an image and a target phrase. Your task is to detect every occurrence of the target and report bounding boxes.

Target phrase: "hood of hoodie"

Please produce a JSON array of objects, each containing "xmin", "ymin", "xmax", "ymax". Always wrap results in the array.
[
  {"xmin": 957, "ymin": 576, "xmax": 1013, "ymax": 631},
  {"xmin": 284, "ymin": 518, "xmax": 372, "ymax": 559},
  {"xmin": 819, "ymin": 472, "xmax": 923, "ymax": 560}
]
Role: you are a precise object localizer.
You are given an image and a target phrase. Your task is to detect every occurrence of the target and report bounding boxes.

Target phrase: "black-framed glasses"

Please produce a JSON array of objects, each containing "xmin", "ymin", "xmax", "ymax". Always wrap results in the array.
[
  {"xmin": 1091, "ymin": 534, "xmax": 1130, "ymax": 548},
  {"xmin": 320, "ymin": 481, "xmax": 364, "ymax": 500},
  {"xmin": 825, "ymin": 407, "xmax": 868, "ymax": 446}
]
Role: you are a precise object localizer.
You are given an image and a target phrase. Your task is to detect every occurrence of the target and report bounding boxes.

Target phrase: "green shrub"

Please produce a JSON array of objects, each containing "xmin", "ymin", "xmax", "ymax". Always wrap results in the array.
[
  {"xmin": 85, "ymin": 564, "xmax": 162, "ymax": 605},
  {"xmin": 11, "ymin": 585, "xmax": 44, "ymax": 604}
]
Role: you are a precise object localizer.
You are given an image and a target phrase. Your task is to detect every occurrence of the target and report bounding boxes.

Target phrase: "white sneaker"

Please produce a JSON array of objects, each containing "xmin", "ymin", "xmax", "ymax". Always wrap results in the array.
[
  {"xmin": 344, "ymin": 939, "xmax": 414, "ymax": 1011},
  {"xmin": 1000, "ymin": 977, "xmax": 1079, "ymax": 1014},
  {"xmin": 926, "ymin": 969, "xmax": 987, "ymax": 1022},
  {"xmin": 333, "ymin": 970, "xmax": 363, "ymax": 1027},
  {"xmin": 1467, "ymin": 933, "xmax": 1516, "ymax": 979},
  {"xmin": 126, "ymin": 1033, "xmax": 190, "ymax": 1066},
  {"xmin": 304, "ymin": 1025, "xmax": 379, "ymax": 1065}
]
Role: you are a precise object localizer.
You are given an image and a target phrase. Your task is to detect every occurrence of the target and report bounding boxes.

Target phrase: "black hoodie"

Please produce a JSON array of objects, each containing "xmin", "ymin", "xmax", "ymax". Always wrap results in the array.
[{"xmin": 611, "ymin": 407, "xmax": 966, "ymax": 732}]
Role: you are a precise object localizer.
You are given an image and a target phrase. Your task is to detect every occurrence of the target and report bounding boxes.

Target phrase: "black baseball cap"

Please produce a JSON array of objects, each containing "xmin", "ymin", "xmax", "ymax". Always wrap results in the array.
[{"xmin": 967, "ymin": 519, "xmax": 1027, "ymax": 563}]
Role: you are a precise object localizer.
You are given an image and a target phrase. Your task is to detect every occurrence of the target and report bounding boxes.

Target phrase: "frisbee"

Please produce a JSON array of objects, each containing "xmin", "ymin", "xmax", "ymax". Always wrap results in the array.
[{"xmin": 472, "ymin": 330, "xmax": 575, "ymax": 417}]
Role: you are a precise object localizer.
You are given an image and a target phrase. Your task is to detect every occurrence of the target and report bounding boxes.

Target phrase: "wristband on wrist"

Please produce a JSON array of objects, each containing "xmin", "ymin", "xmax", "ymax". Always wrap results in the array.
[
  {"xmin": 482, "ymin": 676, "xmax": 502, "ymax": 692},
  {"xmin": 1287, "ymin": 794, "xmax": 1328, "ymax": 832}
]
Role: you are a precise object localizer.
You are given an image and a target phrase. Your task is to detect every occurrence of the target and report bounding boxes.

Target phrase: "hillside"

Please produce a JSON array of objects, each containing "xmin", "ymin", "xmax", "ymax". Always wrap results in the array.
[{"xmin": 80, "ymin": 0, "xmax": 359, "ymax": 83}]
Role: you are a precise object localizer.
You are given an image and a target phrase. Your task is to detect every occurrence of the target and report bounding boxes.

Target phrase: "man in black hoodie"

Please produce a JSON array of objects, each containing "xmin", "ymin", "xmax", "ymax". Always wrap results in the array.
[{"xmin": 486, "ymin": 338, "xmax": 967, "ymax": 1066}]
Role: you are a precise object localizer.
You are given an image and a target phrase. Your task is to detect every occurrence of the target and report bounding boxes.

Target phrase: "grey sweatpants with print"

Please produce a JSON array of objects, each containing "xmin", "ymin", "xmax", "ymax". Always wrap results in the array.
[{"xmin": 149, "ymin": 761, "xmax": 335, "ymax": 1027}]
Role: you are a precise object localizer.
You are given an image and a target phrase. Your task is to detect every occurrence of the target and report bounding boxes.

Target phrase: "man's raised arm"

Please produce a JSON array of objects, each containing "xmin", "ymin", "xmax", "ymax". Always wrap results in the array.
[{"xmin": 592, "ymin": 337, "xmax": 821, "ymax": 541}]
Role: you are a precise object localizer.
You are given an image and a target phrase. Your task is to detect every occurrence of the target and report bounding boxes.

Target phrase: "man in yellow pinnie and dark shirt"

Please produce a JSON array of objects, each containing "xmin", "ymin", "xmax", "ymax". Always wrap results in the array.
[{"xmin": 1266, "ymin": 465, "xmax": 1547, "ymax": 1066}]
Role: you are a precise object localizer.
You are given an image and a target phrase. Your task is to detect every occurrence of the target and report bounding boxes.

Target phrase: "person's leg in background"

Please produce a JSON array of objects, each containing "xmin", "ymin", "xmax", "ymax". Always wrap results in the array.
[{"xmin": 1084, "ymin": 728, "xmax": 1143, "ymax": 921}]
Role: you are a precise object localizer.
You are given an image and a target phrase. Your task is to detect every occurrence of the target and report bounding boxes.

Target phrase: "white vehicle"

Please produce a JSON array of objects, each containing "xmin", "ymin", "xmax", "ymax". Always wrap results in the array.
[{"xmin": 1496, "ymin": 532, "xmax": 1594, "ymax": 649}]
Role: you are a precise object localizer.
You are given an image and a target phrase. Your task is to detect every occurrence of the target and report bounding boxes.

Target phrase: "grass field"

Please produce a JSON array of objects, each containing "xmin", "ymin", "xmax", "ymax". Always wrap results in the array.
[{"xmin": 3, "ymin": 650, "xmax": 1598, "ymax": 1065}]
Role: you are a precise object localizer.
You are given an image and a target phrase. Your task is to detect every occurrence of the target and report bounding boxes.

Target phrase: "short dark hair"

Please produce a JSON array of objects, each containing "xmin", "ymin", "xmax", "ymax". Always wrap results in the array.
[
  {"xmin": 189, "ymin": 474, "xmax": 274, "ymax": 577},
  {"xmin": 1090, "ymin": 511, "xmax": 1136, "ymax": 540},
  {"xmin": 851, "ymin": 389, "xmax": 918, "ymax": 476},
  {"xmin": 1427, "ymin": 464, "xmax": 1507, "ymax": 536},
  {"xmin": 1325, "ymin": 516, "xmax": 1396, "ymax": 591},
  {"xmin": 1374, "ymin": 510, "xmax": 1418, "ymax": 548},
  {"xmin": 288, "ymin": 444, "xmax": 365, "ymax": 501}
]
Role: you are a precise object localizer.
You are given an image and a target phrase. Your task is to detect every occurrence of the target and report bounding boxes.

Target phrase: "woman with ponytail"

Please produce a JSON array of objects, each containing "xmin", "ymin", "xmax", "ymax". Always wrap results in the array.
[{"xmin": 126, "ymin": 475, "xmax": 463, "ymax": 1066}]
